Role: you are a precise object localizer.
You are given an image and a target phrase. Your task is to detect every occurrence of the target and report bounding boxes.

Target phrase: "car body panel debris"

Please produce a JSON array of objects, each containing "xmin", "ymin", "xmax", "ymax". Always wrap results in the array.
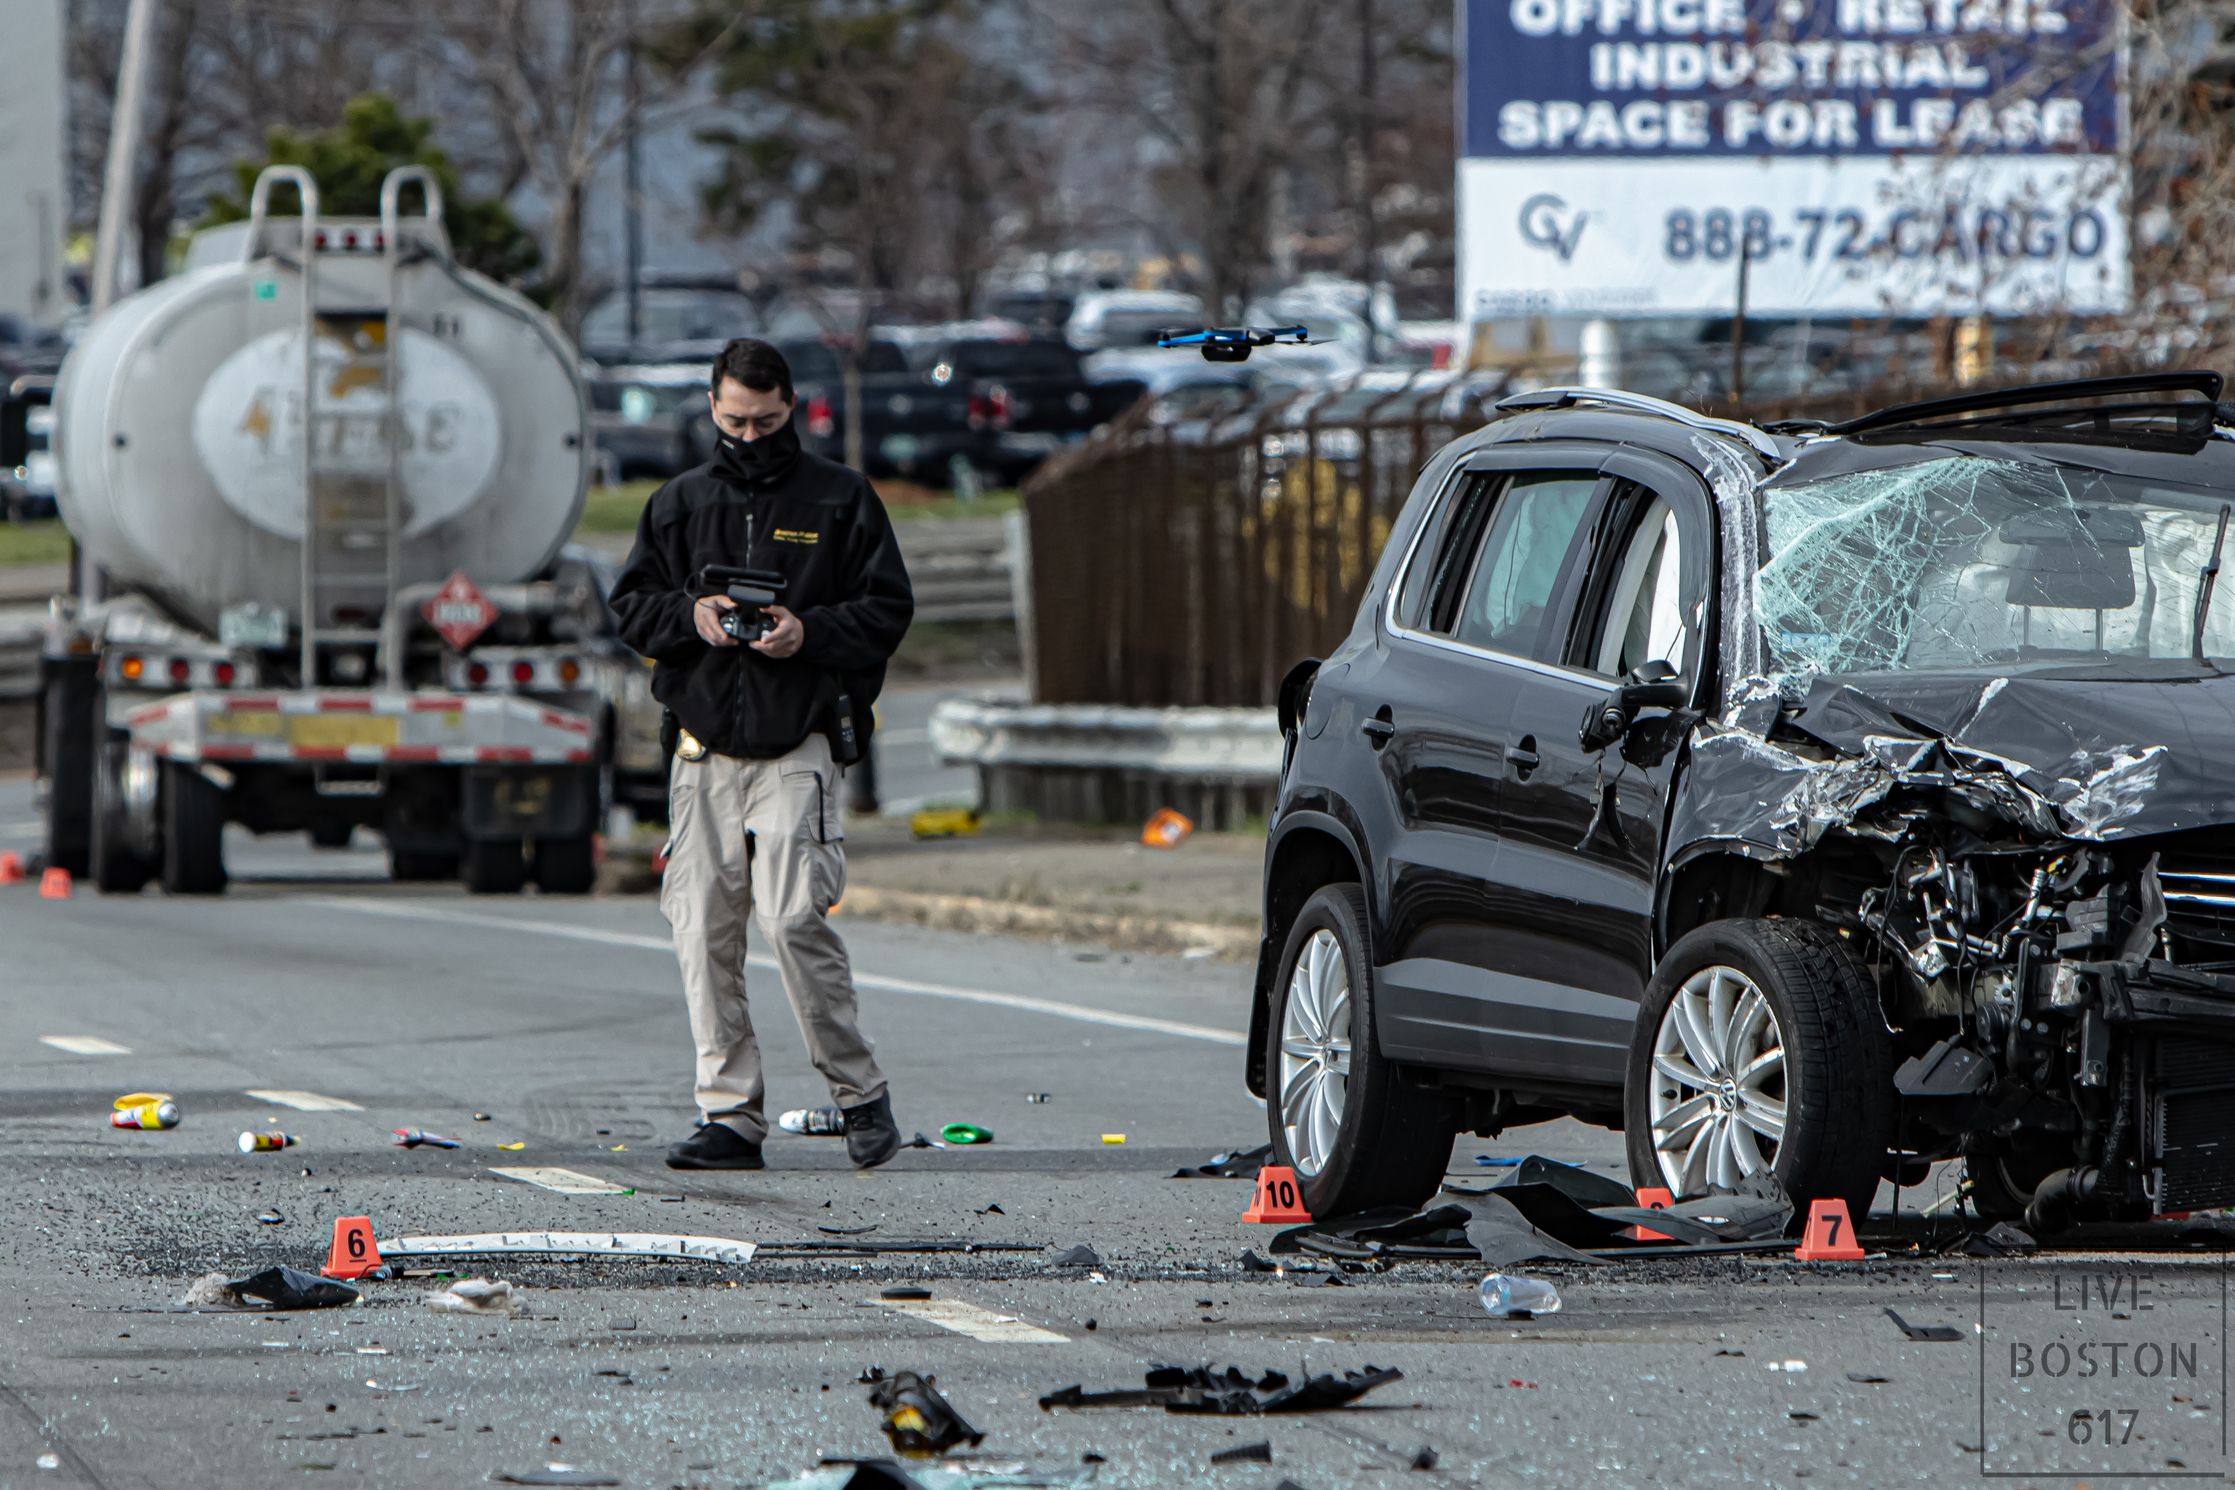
[
  {"xmin": 1040, "ymin": 1363, "xmax": 1404, "ymax": 1415},
  {"xmin": 868, "ymin": 1370, "xmax": 984, "ymax": 1456},
  {"xmin": 1209, "ymin": 1440, "xmax": 1272, "ymax": 1464},
  {"xmin": 1050, "ymin": 1244, "xmax": 1102, "ymax": 1268},
  {"xmin": 377, "ymin": 1231, "xmax": 756, "ymax": 1267},
  {"xmin": 1884, "ymin": 1306, "xmax": 1964, "ymax": 1342},
  {"xmin": 1171, "ymin": 1143, "xmax": 1271, "ymax": 1180}
]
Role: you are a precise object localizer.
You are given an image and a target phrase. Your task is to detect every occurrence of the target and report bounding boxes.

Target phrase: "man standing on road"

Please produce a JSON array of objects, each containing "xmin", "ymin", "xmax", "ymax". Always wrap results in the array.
[{"xmin": 610, "ymin": 339, "xmax": 913, "ymax": 1172}]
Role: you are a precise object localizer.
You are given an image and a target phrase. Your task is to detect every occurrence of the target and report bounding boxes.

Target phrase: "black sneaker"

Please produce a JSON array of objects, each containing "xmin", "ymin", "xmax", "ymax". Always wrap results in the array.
[
  {"xmin": 842, "ymin": 1092, "xmax": 902, "ymax": 1169},
  {"xmin": 665, "ymin": 1122, "xmax": 765, "ymax": 1170}
]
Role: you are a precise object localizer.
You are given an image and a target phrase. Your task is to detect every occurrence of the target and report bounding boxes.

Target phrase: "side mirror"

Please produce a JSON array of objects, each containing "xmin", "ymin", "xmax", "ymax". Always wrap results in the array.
[{"xmin": 1579, "ymin": 661, "xmax": 1688, "ymax": 752}]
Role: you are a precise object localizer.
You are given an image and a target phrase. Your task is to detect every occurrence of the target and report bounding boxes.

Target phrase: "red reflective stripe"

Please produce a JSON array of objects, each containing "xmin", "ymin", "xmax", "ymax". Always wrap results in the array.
[
  {"xmin": 565, "ymin": 748, "xmax": 591, "ymax": 763},
  {"xmin": 539, "ymin": 709, "xmax": 591, "ymax": 735},
  {"xmin": 124, "ymin": 704, "xmax": 169, "ymax": 727},
  {"xmin": 201, "ymin": 745, "xmax": 260, "ymax": 761},
  {"xmin": 295, "ymin": 746, "xmax": 351, "ymax": 760},
  {"xmin": 224, "ymin": 696, "xmax": 282, "ymax": 711},
  {"xmin": 476, "ymin": 747, "xmax": 535, "ymax": 762},
  {"xmin": 320, "ymin": 697, "xmax": 374, "ymax": 712},
  {"xmin": 385, "ymin": 746, "xmax": 442, "ymax": 762},
  {"xmin": 410, "ymin": 697, "xmax": 465, "ymax": 713}
]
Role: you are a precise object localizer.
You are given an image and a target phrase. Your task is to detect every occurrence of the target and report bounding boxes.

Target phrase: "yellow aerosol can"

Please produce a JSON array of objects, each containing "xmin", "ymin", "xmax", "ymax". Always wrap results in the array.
[{"xmin": 110, "ymin": 1099, "xmax": 181, "ymax": 1130}]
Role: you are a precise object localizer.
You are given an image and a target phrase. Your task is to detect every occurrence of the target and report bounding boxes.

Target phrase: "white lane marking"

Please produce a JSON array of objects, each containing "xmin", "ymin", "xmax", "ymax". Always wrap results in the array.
[
  {"xmin": 0, "ymin": 819, "xmax": 42, "ymax": 835},
  {"xmin": 41, "ymin": 1035, "xmax": 131, "ymax": 1056},
  {"xmin": 489, "ymin": 1167, "xmax": 634, "ymax": 1196},
  {"xmin": 877, "ymin": 1297, "xmax": 1067, "ymax": 1343},
  {"xmin": 875, "ymin": 727, "xmax": 929, "ymax": 745},
  {"xmin": 246, "ymin": 1089, "xmax": 363, "ymax": 1112},
  {"xmin": 309, "ymin": 898, "xmax": 1248, "ymax": 1047}
]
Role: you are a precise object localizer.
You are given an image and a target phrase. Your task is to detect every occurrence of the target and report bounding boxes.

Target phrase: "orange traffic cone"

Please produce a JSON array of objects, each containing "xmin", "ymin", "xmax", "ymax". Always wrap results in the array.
[
  {"xmin": 1141, "ymin": 808, "xmax": 1194, "ymax": 849},
  {"xmin": 1241, "ymin": 1164, "xmax": 1313, "ymax": 1225},
  {"xmin": 1631, "ymin": 1185, "xmax": 1675, "ymax": 1242},
  {"xmin": 38, "ymin": 867, "xmax": 71, "ymax": 900},
  {"xmin": 1795, "ymin": 1197, "xmax": 1866, "ymax": 1261},
  {"xmin": 0, "ymin": 851, "xmax": 23, "ymax": 885},
  {"xmin": 321, "ymin": 1215, "xmax": 385, "ymax": 1280}
]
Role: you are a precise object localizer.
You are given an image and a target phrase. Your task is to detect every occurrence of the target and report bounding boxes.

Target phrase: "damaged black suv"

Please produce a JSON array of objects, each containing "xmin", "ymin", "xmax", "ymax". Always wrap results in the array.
[{"xmin": 1252, "ymin": 371, "xmax": 2235, "ymax": 1231}]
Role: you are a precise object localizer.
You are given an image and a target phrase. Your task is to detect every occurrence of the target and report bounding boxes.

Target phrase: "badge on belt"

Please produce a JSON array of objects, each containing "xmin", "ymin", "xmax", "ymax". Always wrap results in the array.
[{"xmin": 676, "ymin": 727, "xmax": 707, "ymax": 761}]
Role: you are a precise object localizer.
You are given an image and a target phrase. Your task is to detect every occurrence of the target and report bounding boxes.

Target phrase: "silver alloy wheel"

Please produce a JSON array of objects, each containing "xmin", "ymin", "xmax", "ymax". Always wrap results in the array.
[
  {"xmin": 1278, "ymin": 927, "xmax": 1353, "ymax": 1178},
  {"xmin": 1647, "ymin": 964, "xmax": 1789, "ymax": 1195}
]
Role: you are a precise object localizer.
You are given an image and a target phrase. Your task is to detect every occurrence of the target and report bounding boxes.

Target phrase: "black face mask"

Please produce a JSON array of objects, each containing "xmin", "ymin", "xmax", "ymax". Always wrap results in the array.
[{"xmin": 712, "ymin": 419, "xmax": 802, "ymax": 488}]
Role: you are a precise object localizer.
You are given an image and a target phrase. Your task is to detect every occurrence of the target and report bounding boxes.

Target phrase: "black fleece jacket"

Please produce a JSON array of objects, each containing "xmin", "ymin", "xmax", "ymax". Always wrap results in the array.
[{"xmin": 608, "ymin": 453, "xmax": 913, "ymax": 760}]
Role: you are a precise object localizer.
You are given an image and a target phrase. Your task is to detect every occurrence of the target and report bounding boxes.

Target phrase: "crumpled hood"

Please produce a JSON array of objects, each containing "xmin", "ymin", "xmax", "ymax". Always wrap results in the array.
[{"xmin": 1670, "ymin": 667, "xmax": 2235, "ymax": 862}]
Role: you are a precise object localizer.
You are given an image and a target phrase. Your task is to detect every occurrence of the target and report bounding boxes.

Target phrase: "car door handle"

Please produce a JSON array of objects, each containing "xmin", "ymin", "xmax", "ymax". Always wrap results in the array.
[
  {"xmin": 1361, "ymin": 710, "xmax": 1396, "ymax": 746},
  {"xmin": 1509, "ymin": 735, "xmax": 1541, "ymax": 777}
]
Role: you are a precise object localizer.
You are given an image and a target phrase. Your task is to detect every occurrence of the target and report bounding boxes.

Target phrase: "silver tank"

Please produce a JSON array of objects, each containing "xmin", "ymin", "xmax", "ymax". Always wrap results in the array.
[{"xmin": 54, "ymin": 185, "xmax": 587, "ymax": 637}]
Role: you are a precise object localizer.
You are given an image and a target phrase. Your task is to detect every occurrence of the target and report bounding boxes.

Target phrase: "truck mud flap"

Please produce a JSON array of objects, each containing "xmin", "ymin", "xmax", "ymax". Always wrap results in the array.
[{"xmin": 462, "ymin": 764, "xmax": 596, "ymax": 839}]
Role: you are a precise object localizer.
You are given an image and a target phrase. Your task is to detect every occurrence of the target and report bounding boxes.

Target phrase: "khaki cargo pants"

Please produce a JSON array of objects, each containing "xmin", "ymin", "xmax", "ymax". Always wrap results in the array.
[{"xmin": 660, "ymin": 733, "xmax": 885, "ymax": 1142}]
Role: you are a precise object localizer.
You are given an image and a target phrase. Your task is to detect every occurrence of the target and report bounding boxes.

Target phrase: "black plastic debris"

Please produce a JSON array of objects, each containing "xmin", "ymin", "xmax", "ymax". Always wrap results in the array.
[
  {"xmin": 1171, "ymin": 1143, "xmax": 1272, "ymax": 1181},
  {"xmin": 1040, "ymin": 1364, "xmax": 1403, "ymax": 1416},
  {"xmin": 976, "ymin": 1204, "xmax": 1005, "ymax": 1217},
  {"xmin": 1885, "ymin": 1307, "xmax": 1963, "ymax": 1343},
  {"xmin": 1052, "ymin": 1244, "xmax": 1103, "ymax": 1268},
  {"xmin": 1845, "ymin": 1371, "xmax": 1890, "ymax": 1384},
  {"xmin": 1409, "ymin": 1446, "xmax": 1439, "ymax": 1470},
  {"xmin": 858, "ymin": 1365, "xmax": 887, "ymax": 1384},
  {"xmin": 489, "ymin": 1472, "xmax": 619, "ymax": 1487},
  {"xmin": 868, "ymin": 1370, "xmax": 984, "ymax": 1455},
  {"xmin": 1962, "ymin": 1222, "xmax": 2038, "ymax": 1256},
  {"xmin": 1209, "ymin": 1441, "xmax": 1271, "ymax": 1464},
  {"xmin": 881, "ymin": 1286, "xmax": 932, "ymax": 1301},
  {"xmin": 1239, "ymin": 1249, "xmax": 1276, "ymax": 1273},
  {"xmin": 836, "ymin": 1462, "xmax": 928, "ymax": 1490},
  {"xmin": 225, "ymin": 1266, "xmax": 361, "ymax": 1311},
  {"xmin": 820, "ymin": 1225, "xmax": 880, "ymax": 1237}
]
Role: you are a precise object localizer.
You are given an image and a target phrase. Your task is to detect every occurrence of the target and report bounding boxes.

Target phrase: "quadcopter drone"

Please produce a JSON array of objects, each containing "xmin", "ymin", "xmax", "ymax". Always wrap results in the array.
[{"xmin": 1154, "ymin": 324, "xmax": 1314, "ymax": 363}]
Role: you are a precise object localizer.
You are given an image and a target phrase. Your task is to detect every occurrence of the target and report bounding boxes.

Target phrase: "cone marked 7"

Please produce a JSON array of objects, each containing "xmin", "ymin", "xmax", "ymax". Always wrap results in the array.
[{"xmin": 1795, "ymin": 1197, "xmax": 1865, "ymax": 1261}]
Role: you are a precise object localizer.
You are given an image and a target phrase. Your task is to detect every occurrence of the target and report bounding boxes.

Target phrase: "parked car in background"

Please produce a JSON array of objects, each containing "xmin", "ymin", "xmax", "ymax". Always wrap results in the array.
[
  {"xmin": 912, "ymin": 333, "xmax": 1147, "ymax": 484},
  {"xmin": 985, "ymin": 288, "xmax": 1075, "ymax": 338},
  {"xmin": 784, "ymin": 335, "xmax": 980, "ymax": 484},
  {"xmin": 1067, "ymin": 289, "xmax": 1205, "ymax": 357},
  {"xmin": 579, "ymin": 282, "xmax": 762, "ymax": 367},
  {"xmin": 2, "ymin": 374, "xmax": 55, "ymax": 522},
  {"xmin": 587, "ymin": 363, "xmax": 713, "ymax": 480}
]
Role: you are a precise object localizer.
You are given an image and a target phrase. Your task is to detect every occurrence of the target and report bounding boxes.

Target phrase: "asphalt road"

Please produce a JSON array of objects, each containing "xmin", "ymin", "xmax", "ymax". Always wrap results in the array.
[{"xmin": 3, "ymin": 775, "xmax": 2232, "ymax": 1490}]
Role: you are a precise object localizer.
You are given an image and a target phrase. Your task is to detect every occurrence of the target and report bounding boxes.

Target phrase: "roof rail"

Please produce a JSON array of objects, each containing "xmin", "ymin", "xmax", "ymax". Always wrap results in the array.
[
  {"xmin": 1494, "ymin": 385, "xmax": 1782, "ymax": 462},
  {"xmin": 1828, "ymin": 371, "xmax": 2226, "ymax": 437}
]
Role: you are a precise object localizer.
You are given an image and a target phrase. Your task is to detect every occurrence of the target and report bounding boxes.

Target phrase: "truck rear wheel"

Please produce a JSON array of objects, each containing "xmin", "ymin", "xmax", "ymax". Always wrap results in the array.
[
  {"xmin": 160, "ymin": 761, "xmax": 228, "ymax": 895},
  {"xmin": 533, "ymin": 833, "xmax": 596, "ymax": 895},
  {"xmin": 89, "ymin": 738, "xmax": 155, "ymax": 895},
  {"xmin": 461, "ymin": 835, "xmax": 526, "ymax": 894},
  {"xmin": 39, "ymin": 664, "xmax": 96, "ymax": 877}
]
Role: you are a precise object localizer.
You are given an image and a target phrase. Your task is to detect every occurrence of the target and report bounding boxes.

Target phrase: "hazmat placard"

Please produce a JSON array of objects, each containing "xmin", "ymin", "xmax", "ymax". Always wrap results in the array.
[{"xmin": 1456, "ymin": 0, "xmax": 2130, "ymax": 318}]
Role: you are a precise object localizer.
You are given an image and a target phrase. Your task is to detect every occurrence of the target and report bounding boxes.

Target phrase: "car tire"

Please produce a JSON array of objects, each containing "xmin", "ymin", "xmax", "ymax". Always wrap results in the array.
[
  {"xmin": 1624, "ymin": 918, "xmax": 1891, "ymax": 1221},
  {"xmin": 159, "ymin": 761, "xmax": 228, "ymax": 896},
  {"xmin": 1263, "ymin": 883, "xmax": 1456, "ymax": 1219},
  {"xmin": 532, "ymin": 833, "xmax": 596, "ymax": 895},
  {"xmin": 461, "ymin": 834, "xmax": 527, "ymax": 895}
]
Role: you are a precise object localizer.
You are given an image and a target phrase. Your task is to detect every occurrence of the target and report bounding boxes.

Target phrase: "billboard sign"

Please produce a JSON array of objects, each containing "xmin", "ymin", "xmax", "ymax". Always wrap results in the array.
[{"xmin": 1457, "ymin": 0, "xmax": 2130, "ymax": 318}]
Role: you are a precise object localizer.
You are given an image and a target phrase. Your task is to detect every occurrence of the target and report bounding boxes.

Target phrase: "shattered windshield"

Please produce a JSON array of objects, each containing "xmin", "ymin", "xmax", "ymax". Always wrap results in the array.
[{"xmin": 1751, "ymin": 455, "xmax": 2235, "ymax": 694}]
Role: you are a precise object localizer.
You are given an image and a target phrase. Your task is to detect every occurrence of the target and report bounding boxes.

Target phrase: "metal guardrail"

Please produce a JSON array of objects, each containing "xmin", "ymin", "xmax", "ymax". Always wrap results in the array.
[
  {"xmin": 898, "ymin": 517, "xmax": 1015, "ymax": 624},
  {"xmin": 0, "ymin": 612, "xmax": 41, "ymax": 699}
]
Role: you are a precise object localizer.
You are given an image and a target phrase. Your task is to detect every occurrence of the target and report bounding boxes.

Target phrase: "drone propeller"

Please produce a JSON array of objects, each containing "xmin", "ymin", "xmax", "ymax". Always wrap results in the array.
[{"xmin": 1154, "ymin": 324, "xmax": 1316, "ymax": 363}]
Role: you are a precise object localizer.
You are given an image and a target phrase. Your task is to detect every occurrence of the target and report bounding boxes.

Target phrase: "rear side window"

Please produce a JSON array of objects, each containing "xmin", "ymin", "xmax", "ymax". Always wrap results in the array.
[
  {"xmin": 1395, "ymin": 474, "xmax": 1497, "ymax": 632},
  {"xmin": 1450, "ymin": 474, "xmax": 1601, "ymax": 656}
]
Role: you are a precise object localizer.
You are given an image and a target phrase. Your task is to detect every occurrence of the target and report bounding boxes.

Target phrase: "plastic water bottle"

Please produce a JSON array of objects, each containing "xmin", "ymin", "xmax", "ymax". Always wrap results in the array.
[{"xmin": 1479, "ymin": 1273, "xmax": 1562, "ymax": 1318}]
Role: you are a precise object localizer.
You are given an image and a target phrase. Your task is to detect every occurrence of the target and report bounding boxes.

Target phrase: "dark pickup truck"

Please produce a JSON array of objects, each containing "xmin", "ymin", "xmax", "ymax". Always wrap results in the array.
[
  {"xmin": 915, "ymin": 336, "xmax": 1146, "ymax": 484},
  {"xmin": 786, "ymin": 338, "xmax": 980, "ymax": 484}
]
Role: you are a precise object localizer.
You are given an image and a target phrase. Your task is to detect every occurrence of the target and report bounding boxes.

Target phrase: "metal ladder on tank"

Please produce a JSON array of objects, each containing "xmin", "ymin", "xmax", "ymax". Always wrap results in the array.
[{"xmin": 242, "ymin": 163, "xmax": 444, "ymax": 690}]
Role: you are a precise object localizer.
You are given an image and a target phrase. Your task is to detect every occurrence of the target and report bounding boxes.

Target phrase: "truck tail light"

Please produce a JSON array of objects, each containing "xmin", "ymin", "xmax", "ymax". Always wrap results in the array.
[
  {"xmin": 167, "ymin": 657, "xmax": 191, "ymax": 684},
  {"xmin": 805, "ymin": 396, "xmax": 835, "ymax": 439},
  {"xmin": 119, "ymin": 654, "xmax": 144, "ymax": 681},
  {"xmin": 511, "ymin": 660, "xmax": 536, "ymax": 686},
  {"xmin": 466, "ymin": 662, "xmax": 491, "ymax": 687},
  {"xmin": 557, "ymin": 658, "xmax": 582, "ymax": 686},
  {"xmin": 969, "ymin": 387, "xmax": 1013, "ymax": 431},
  {"xmin": 213, "ymin": 661, "xmax": 237, "ymax": 686}
]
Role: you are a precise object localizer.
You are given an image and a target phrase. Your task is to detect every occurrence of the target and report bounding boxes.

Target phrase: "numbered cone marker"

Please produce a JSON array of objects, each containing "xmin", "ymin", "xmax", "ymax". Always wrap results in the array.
[
  {"xmin": 1241, "ymin": 1164, "xmax": 1312, "ymax": 1225},
  {"xmin": 1795, "ymin": 1197, "xmax": 1865, "ymax": 1261},
  {"xmin": 1631, "ymin": 1185, "xmax": 1675, "ymax": 1242},
  {"xmin": 322, "ymin": 1215, "xmax": 384, "ymax": 1280}
]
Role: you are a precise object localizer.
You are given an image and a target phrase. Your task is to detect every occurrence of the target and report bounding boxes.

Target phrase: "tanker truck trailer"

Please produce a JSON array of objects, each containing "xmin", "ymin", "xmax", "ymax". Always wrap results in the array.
[{"xmin": 37, "ymin": 166, "xmax": 626, "ymax": 895}]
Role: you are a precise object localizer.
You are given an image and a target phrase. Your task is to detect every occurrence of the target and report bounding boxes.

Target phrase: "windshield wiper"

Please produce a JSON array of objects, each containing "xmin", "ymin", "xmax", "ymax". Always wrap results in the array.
[{"xmin": 2193, "ymin": 503, "xmax": 2232, "ymax": 663}]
